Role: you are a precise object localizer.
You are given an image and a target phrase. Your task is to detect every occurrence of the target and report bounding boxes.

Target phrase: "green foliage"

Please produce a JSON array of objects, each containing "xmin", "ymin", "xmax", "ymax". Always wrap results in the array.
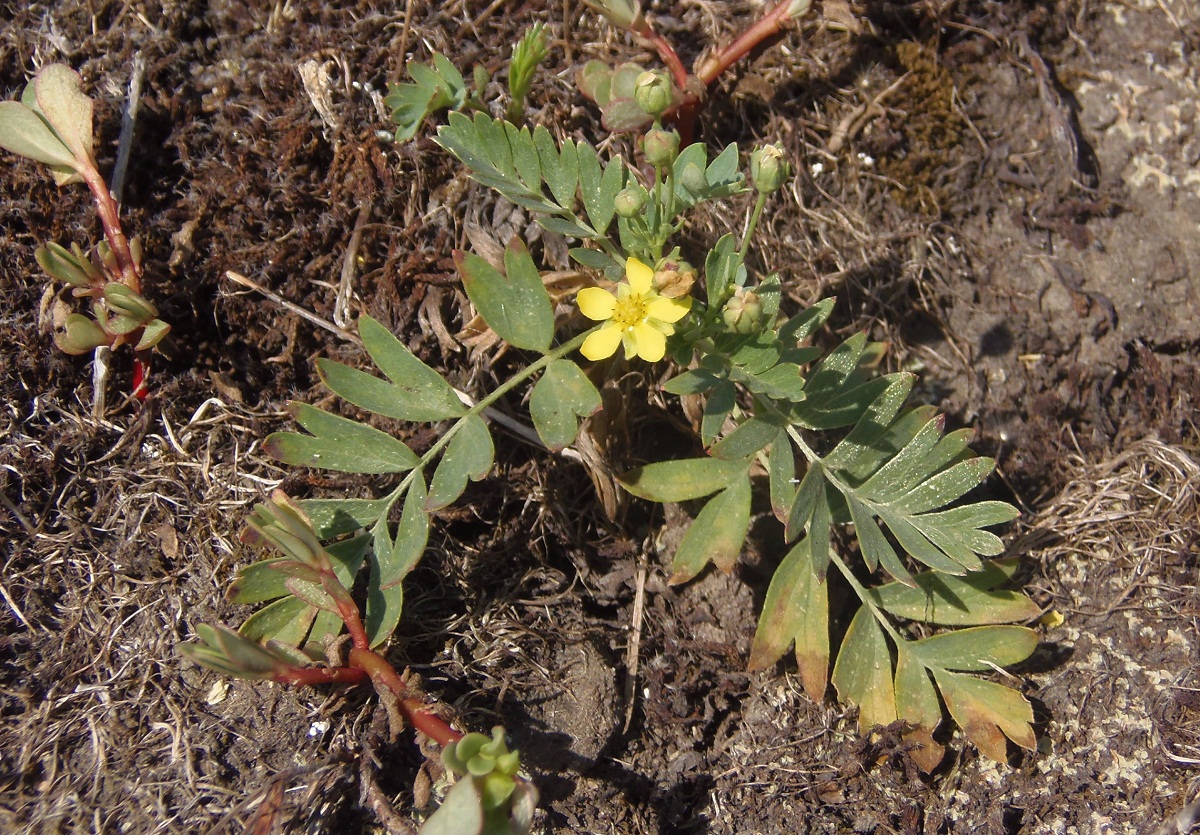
[
  {"xmin": 506, "ymin": 23, "xmax": 549, "ymax": 123},
  {"xmin": 0, "ymin": 64, "xmax": 169, "ymax": 360},
  {"xmin": 386, "ymin": 53, "xmax": 470, "ymax": 142}
]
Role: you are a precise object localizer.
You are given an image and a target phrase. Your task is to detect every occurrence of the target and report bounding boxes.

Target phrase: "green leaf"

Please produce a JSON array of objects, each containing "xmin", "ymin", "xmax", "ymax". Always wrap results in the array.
[
  {"xmin": 33, "ymin": 64, "xmax": 93, "ymax": 164},
  {"xmin": 855, "ymin": 413, "xmax": 947, "ymax": 499},
  {"xmin": 877, "ymin": 507, "xmax": 978, "ymax": 574},
  {"xmin": 578, "ymin": 141, "xmax": 624, "ymax": 235},
  {"xmin": 866, "ymin": 558, "xmax": 1037, "ymax": 626},
  {"xmin": 230, "ymin": 534, "xmax": 370, "ymax": 605},
  {"xmin": 823, "ymin": 373, "xmax": 916, "ymax": 471},
  {"xmin": 387, "ymin": 54, "xmax": 466, "ymax": 141},
  {"xmin": 505, "ymin": 122, "xmax": 541, "ymax": 189},
  {"xmin": 700, "ymin": 380, "xmax": 736, "ymax": 447},
  {"xmin": 831, "ymin": 607, "xmax": 897, "ymax": 731},
  {"xmin": 847, "ymin": 494, "xmax": 913, "ymax": 585},
  {"xmin": 910, "ymin": 625, "xmax": 1038, "ymax": 671},
  {"xmin": 239, "ymin": 596, "xmax": 316, "ymax": 647},
  {"xmin": 785, "ymin": 462, "xmax": 824, "ymax": 543},
  {"xmin": 619, "ymin": 456, "xmax": 751, "ymax": 502},
  {"xmin": 709, "ymin": 415, "xmax": 783, "ymax": 460},
  {"xmin": 298, "ymin": 497, "xmax": 390, "ymax": 538},
  {"xmin": 265, "ymin": 403, "xmax": 420, "ymax": 474},
  {"xmin": 778, "ymin": 298, "xmax": 835, "ymax": 346},
  {"xmin": 792, "ymin": 377, "xmax": 894, "ymax": 431},
  {"xmin": 668, "ymin": 474, "xmax": 751, "ymax": 583},
  {"xmin": 931, "ymin": 669, "xmax": 1036, "ymax": 762},
  {"xmin": 748, "ymin": 536, "xmax": 829, "ymax": 701},
  {"xmin": 324, "ymin": 316, "xmax": 467, "ymax": 421},
  {"xmin": 768, "ymin": 435, "xmax": 796, "ymax": 522},
  {"xmin": 704, "ymin": 142, "xmax": 745, "ymax": 197},
  {"xmin": 421, "ymin": 777, "xmax": 485, "ymax": 835},
  {"xmin": 55, "ymin": 313, "xmax": 108, "ymax": 354},
  {"xmin": 425, "ymin": 414, "xmax": 493, "ymax": 511},
  {"xmin": 892, "ymin": 458, "xmax": 996, "ymax": 514},
  {"xmin": 379, "ymin": 475, "xmax": 430, "ymax": 590},
  {"xmin": 664, "ymin": 368, "xmax": 721, "ymax": 396},
  {"xmin": 0, "ymin": 101, "xmax": 77, "ymax": 169},
  {"xmin": 134, "ymin": 319, "xmax": 171, "ymax": 351},
  {"xmin": 894, "ymin": 644, "xmax": 946, "ymax": 772},
  {"xmin": 530, "ymin": 359, "xmax": 602, "ymax": 451},
  {"xmin": 535, "ymin": 125, "xmax": 579, "ymax": 206},
  {"xmin": 364, "ymin": 480, "xmax": 429, "ymax": 650},
  {"xmin": 454, "ymin": 242, "xmax": 554, "ymax": 352},
  {"xmin": 704, "ymin": 234, "xmax": 743, "ymax": 306}
]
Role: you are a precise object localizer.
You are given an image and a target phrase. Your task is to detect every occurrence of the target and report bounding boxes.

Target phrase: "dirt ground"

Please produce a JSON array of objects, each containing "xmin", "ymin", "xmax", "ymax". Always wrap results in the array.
[{"xmin": 2, "ymin": 1, "xmax": 1199, "ymax": 833}]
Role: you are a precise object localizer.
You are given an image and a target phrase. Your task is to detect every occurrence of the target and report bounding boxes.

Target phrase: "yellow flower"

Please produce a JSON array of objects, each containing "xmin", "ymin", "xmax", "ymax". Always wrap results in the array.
[{"xmin": 578, "ymin": 257, "xmax": 692, "ymax": 362}]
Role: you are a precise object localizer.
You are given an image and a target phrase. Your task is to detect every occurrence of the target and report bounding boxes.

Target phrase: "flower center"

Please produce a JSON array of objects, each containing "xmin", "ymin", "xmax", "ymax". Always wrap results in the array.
[{"xmin": 612, "ymin": 293, "xmax": 650, "ymax": 329}]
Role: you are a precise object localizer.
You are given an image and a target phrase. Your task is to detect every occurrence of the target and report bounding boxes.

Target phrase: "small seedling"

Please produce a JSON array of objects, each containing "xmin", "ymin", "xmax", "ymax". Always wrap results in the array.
[{"xmin": 0, "ymin": 63, "xmax": 168, "ymax": 398}]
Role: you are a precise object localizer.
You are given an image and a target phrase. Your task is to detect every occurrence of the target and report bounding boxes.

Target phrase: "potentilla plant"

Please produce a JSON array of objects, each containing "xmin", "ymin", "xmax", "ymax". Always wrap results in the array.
[
  {"xmin": 0, "ymin": 63, "xmax": 168, "ymax": 397},
  {"xmin": 186, "ymin": 67, "xmax": 1041, "ymax": 832}
]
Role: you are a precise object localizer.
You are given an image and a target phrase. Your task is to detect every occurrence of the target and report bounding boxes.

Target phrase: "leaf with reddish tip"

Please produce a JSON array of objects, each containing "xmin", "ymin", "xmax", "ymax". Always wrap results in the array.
[
  {"xmin": 668, "ymin": 473, "xmax": 751, "ymax": 583},
  {"xmin": 894, "ymin": 644, "xmax": 945, "ymax": 772},
  {"xmin": 748, "ymin": 536, "xmax": 829, "ymax": 702},
  {"xmin": 932, "ymin": 669, "xmax": 1036, "ymax": 762},
  {"xmin": 831, "ymin": 607, "xmax": 897, "ymax": 732}
]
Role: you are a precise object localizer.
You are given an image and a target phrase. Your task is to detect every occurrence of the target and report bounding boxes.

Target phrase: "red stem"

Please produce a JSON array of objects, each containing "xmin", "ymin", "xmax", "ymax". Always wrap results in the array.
[
  {"xmin": 275, "ymin": 665, "xmax": 370, "ymax": 687},
  {"xmin": 694, "ymin": 0, "xmax": 799, "ymax": 86},
  {"xmin": 80, "ymin": 164, "xmax": 140, "ymax": 290},
  {"xmin": 632, "ymin": 21, "xmax": 690, "ymax": 89},
  {"xmin": 350, "ymin": 647, "xmax": 463, "ymax": 748}
]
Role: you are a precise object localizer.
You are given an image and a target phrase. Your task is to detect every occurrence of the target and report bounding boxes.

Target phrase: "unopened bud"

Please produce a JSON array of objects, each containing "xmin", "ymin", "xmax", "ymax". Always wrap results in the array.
[
  {"xmin": 642, "ymin": 128, "xmax": 680, "ymax": 167},
  {"xmin": 750, "ymin": 144, "xmax": 791, "ymax": 194},
  {"xmin": 614, "ymin": 187, "xmax": 646, "ymax": 218},
  {"xmin": 633, "ymin": 71, "xmax": 672, "ymax": 118},
  {"xmin": 652, "ymin": 258, "xmax": 696, "ymax": 298},
  {"xmin": 722, "ymin": 289, "xmax": 764, "ymax": 333},
  {"xmin": 581, "ymin": 0, "xmax": 643, "ymax": 30}
]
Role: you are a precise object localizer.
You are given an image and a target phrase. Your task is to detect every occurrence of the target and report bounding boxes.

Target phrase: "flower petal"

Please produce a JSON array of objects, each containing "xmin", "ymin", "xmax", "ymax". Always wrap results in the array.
[
  {"xmin": 581, "ymin": 322, "xmax": 624, "ymax": 360},
  {"xmin": 647, "ymin": 295, "xmax": 691, "ymax": 324},
  {"xmin": 631, "ymin": 321, "xmax": 667, "ymax": 362},
  {"xmin": 625, "ymin": 258, "xmax": 654, "ymax": 295},
  {"xmin": 577, "ymin": 287, "xmax": 618, "ymax": 321}
]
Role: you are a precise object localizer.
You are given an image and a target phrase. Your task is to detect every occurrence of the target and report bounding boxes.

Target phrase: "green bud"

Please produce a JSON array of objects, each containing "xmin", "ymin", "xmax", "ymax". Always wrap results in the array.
[
  {"xmin": 581, "ymin": 0, "xmax": 642, "ymax": 30},
  {"xmin": 642, "ymin": 128, "xmax": 680, "ymax": 167},
  {"xmin": 722, "ymin": 289, "xmax": 764, "ymax": 334},
  {"xmin": 750, "ymin": 144, "xmax": 791, "ymax": 194},
  {"xmin": 36, "ymin": 242, "xmax": 94, "ymax": 289},
  {"xmin": 633, "ymin": 71, "xmax": 672, "ymax": 118},
  {"xmin": 614, "ymin": 187, "xmax": 646, "ymax": 218}
]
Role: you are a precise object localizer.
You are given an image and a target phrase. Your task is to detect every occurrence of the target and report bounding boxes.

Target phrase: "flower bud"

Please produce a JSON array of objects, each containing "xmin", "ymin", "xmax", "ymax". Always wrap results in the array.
[
  {"xmin": 633, "ymin": 71, "xmax": 672, "ymax": 118},
  {"xmin": 722, "ymin": 289, "xmax": 764, "ymax": 333},
  {"xmin": 642, "ymin": 127, "xmax": 680, "ymax": 167},
  {"xmin": 652, "ymin": 258, "xmax": 697, "ymax": 298},
  {"xmin": 582, "ymin": 0, "xmax": 643, "ymax": 30},
  {"xmin": 750, "ymin": 144, "xmax": 791, "ymax": 194},
  {"xmin": 614, "ymin": 187, "xmax": 646, "ymax": 218}
]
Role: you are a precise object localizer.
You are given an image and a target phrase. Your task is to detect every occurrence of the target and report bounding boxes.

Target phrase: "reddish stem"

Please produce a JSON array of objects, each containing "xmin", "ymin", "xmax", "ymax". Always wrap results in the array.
[
  {"xmin": 275, "ymin": 665, "xmax": 370, "ymax": 687},
  {"xmin": 632, "ymin": 21, "xmax": 690, "ymax": 89},
  {"xmin": 350, "ymin": 647, "xmax": 463, "ymax": 748},
  {"xmin": 694, "ymin": 0, "xmax": 800, "ymax": 86},
  {"xmin": 80, "ymin": 164, "xmax": 140, "ymax": 290}
]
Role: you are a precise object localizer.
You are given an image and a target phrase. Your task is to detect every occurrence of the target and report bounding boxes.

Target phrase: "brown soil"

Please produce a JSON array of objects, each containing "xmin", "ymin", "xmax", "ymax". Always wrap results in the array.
[{"xmin": 2, "ymin": 1, "xmax": 1199, "ymax": 833}]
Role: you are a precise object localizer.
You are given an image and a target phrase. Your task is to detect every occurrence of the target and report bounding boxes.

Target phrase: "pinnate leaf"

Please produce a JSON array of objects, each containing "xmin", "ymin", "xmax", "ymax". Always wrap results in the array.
[
  {"xmin": 831, "ymin": 607, "xmax": 897, "ymax": 731},
  {"xmin": 619, "ymin": 456, "xmax": 751, "ymax": 502},
  {"xmin": 455, "ymin": 241, "xmax": 554, "ymax": 353},
  {"xmin": 427, "ymin": 414, "xmax": 493, "ymax": 511},
  {"xmin": 894, "ymin": 645, "xmax": 946, "ymax": 771},
  {"xmin": 931, "ymin": 669, "xmax": 1036, "ymax": 762},
  {"xmin": 748, "ymin": 536, "xmax": 829, "ymax": 701},
  {"xmin": 530, "ymin": 359, "xmax": 602, "ymax": 451},
  {"xmin": 265, "ymin": 403, "xmax": 420, "ymax": 473},
  {"xmin": 668, "ymin": 474, "xmax": 751, "ymax": 583}
]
